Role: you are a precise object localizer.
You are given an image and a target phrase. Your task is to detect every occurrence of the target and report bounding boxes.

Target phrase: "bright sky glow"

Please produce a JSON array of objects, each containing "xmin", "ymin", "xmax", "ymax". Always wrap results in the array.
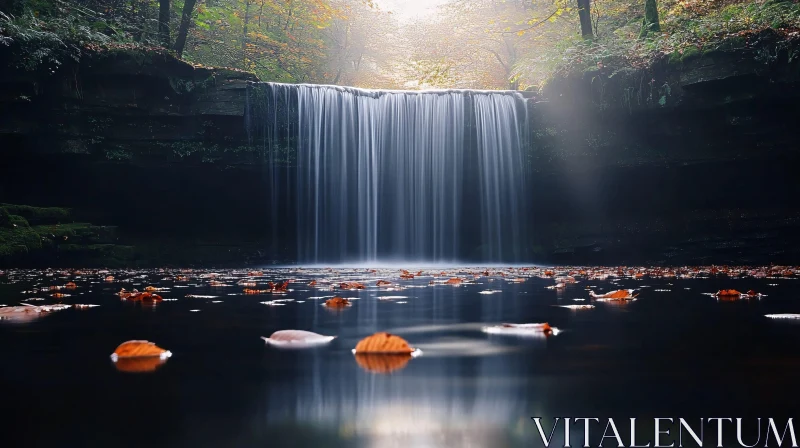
[{"xmin": 376, "ymin": 0, "xmax": 447, "ymax": 21}]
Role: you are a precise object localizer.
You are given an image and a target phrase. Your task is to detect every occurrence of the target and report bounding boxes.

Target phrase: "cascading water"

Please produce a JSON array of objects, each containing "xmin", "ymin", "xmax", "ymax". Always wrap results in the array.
[{"xmin": 247, "ymin": 83, "xmax": 531, "ymax": 264}]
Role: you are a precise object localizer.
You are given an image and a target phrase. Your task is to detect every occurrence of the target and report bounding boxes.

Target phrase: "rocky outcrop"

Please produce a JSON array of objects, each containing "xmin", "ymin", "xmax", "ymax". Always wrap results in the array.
[
  {"xmin": 533, "ymin": 28, "xmax": 800, "ymax": 170},
  {"xmin": 0, "ymin": 44, "xmax": 259, "ymax": 166},
  {"xmin": 1, "ymin": 31, "xmax": 799, "ymax": 266},
  {"xmin": 527, "ymin": 29, "xmax": 800, "ymax": 265}
]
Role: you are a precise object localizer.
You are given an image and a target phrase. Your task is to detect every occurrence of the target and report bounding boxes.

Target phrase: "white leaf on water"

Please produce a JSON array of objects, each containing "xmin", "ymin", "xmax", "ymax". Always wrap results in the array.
[{"xmin": 559, "ymin": 305, "xmax": 594, "ymax": 310}]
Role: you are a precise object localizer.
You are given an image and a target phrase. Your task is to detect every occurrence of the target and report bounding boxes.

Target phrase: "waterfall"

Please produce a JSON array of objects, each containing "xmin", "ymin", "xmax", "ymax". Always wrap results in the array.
[{"xmin": 247, "ymin": 83, "xmax": 530, "ymax": 264}]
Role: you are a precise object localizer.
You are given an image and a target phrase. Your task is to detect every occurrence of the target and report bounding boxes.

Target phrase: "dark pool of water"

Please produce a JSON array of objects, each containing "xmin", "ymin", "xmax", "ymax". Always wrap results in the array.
[{"xmin": 1, "ymin": 269, "xmax": 799, "ymax": 447}]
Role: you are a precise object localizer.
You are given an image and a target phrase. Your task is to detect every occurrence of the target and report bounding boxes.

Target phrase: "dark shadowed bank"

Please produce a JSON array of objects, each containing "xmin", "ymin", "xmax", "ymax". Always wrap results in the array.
[{"xmin": 0, "ymin": 29, "xmax": 799, "ymax": 267}]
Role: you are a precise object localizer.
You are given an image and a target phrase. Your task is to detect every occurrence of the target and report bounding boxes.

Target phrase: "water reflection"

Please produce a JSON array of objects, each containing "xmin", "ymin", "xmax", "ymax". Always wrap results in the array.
[
  {"xmin": 354, "ymin": 354, "xmax": 413, "ymax": 373},
  {"xmin": 112, "ymin": 356, "xmax": 168, "ymax": 373},
  {"xmin": 3, "ymin": 269, "xmax": 800, "ymax": 447},
  {"xmin": 261, "ymin": 348, "xmax": 536, "ymax": 447}
]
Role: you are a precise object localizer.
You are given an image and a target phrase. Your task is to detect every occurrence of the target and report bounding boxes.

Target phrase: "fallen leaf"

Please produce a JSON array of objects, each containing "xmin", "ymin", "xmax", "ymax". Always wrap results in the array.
[
  {"xmin": 113, "ymin": 356, "xmax": 168, "ymax": 373},
  {"xmin": 324, "ymin": 297, "xmax": 351, "ymax": 308},
  {"xmin": 590, "ymin": 289, "xmax": 637, "ymax": 300},
  {"xmin": 353, "ymin": 332, "xmax": 415, "ymax": 354},
  {"xmin": 261, "ymin": 330, "xmax": 335, "ymax": 346},
  {"xmin": 110, "ymin": 340, "xmax": 172, "ymax": 361}
]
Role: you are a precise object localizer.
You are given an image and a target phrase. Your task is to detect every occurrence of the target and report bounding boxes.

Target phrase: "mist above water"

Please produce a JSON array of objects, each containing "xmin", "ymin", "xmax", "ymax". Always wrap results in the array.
[{"xmin": 247, "ymin": 83, "xmax": 531, "ymax": 264}]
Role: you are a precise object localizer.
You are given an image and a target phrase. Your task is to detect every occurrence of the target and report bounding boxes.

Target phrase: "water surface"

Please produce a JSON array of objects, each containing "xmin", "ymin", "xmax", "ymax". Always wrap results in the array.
[{"xmin": 1, "ymin": 268, "xmax": 798, "ymax": 447}]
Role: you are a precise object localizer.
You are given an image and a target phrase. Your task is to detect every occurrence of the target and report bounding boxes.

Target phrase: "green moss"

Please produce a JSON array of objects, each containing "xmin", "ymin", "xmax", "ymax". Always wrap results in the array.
[
  {"xmin": 0, "ymin": 225, "xmax": 43, "ymax": 257},
  {"xmin": 0, "ymin": 208, "xmax": 10, "ymax": 228},
  {"xmin": 0, "ymin": 203, "xmax": 72, "ymax": 225},
  {"xmin": 680, "ymin": 46, "xmax": 702, "ymax": 63},
  {"xmin": 715, "ymin": 36, "xmax": 748, "ymax": 52},
  {"xmin": 9, "ymin": 215, "xmax": 30, "ymax": 227}
]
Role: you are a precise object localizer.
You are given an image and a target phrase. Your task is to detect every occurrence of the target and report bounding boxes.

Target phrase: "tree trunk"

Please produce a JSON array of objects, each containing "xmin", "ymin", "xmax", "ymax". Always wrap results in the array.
[
  {"xmin": 577, "ymin": 0, "xmax": 593, "ymax": 39},
  {"xmin": 173, "ymin": 0, "xmax": 198, "ymax": 58},
  {"xmin": 640, "ymin": 0, "xmax": 661, "ymax": 38},
  {"xmin": 158, "ymin": 0, "xmax": 171, "ymax": 48},
  {"xmin": 131, "ymin": 0, "xmax": 142, "ymax": 42},
  {"xmin": 242, "ymin": 0, "xmax": 251, "ymax": 68}
]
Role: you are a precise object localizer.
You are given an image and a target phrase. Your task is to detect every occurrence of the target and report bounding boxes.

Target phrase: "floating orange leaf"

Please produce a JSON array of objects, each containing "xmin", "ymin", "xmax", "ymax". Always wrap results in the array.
[
  {"xmin": 268, "ymin": 281, "xmax": 290, "ymax": 292},
  {"xmin": 445, "ymin": 278, "xmax": 462, "ymax": 285},
  {"xmin": 111, "ymin": 340, "xmax": 171, "ymax": 360},
  {"xmin": 590, "ymin": 289, "xmax": 638, "ymax": 300},
  {"xmin": 716, "ymin": 289, "xmax": 743, "ymax": 297},
  {"xmin": 119, "ymin": 289, "xmax": 163, "ymax": 302},
  {"xmin": 325, "ymin": 296, "xmax": 351, "ymax": 308},
  {"xmin": 339, "ymin": 282, "xmax": 365, "ymax": 290},
  {"xmin": 138, "ymin": 292, "xmax": 163, "ymax": 302},
  {"xmin": 354, "ymin": 332, "xmax": 414, "ymax": 354},
  {"xmin": 113, "ymin": 356, "xmax": 167, "ymax": 373}
]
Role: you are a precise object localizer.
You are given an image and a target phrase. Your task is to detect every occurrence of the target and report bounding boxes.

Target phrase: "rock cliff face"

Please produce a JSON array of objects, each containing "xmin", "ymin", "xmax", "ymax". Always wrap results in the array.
[
  {"xmin": 0, "ymin": 45, "xmax": 258, "ymax": 165},
  {"xmin": 0, "ymin": 31, "xmax": 798, "ymax": 266},
  {"xmin": 526, "ymin": 29, "xmax": 800, "ymax": 265}
]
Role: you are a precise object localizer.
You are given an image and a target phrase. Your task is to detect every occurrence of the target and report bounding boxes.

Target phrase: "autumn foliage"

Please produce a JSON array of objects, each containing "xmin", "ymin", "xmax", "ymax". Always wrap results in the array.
[
  {"xmin": 113, "ymin": 357, "xmax": 168, "ymax": 373},
  {"xmin": 118, "ymin": 289, "xmax": 163, "ymax": 302},
  {"xmin": 324, "ymin": 297, "xmax": 351, "ymax": 308},
  {"xmin": 590, "ymin": 289, "xmax": 637, "ymax": 299},
  {"xmin": 112, "ymin": 340, "xmax": 169, "ymax": 359},
  {"xmin": 716, "ymin": 289, "xmax": 743, "ymax": 297},
  {"xmin": 354, "ymin": 332, "xmax": 415, "ymax": 354}
]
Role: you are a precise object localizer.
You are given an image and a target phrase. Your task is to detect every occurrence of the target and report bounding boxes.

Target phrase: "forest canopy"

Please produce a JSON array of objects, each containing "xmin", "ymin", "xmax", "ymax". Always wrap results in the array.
[{"xmin": 1, "ymin": 0, "xmax": 799, "ymax": 90}]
